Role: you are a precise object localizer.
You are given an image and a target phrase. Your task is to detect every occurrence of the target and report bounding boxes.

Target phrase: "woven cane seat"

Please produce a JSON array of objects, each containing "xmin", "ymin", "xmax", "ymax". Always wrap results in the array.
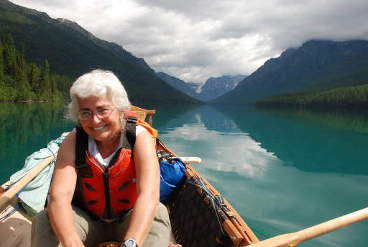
[{"xmin": 167, "ymin": 177, "xmax": 233, "ymax": 247}]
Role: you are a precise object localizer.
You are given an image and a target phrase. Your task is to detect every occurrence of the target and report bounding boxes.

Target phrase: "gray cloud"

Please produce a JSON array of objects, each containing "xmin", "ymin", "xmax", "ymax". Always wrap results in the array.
[
  {"xmin": 11, "ymin": 0, "xmax": 368, "ymax": 82},
  {"xmin": 134, "ymin": 0, "xmax": 230, "ymax": 20}
]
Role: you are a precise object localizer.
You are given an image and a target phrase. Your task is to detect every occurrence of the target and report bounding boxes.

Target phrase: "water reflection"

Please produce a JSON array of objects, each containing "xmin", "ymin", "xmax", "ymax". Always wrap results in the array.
[
  {"xmin": 156, "ymin": 105, "xmax": 368, "ymax": 247},
  {"xmin": 218, "ymin": 105, "xmax": 368, "ymax": 175},
  {"xmin": 0, "ymin": 102, "xmax": 73, "ymax": 178},
  {"xmin": 161, "ymin": 119, "xmax": 280, "ymax": 178},
  {"xmin": 257, "ymin": 106, "xmax": 368, "ymax": 134}
]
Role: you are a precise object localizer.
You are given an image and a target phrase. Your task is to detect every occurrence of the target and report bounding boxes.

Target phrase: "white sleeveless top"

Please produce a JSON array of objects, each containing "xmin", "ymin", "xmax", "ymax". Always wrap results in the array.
[{"xmin": 88, "ymin": 125, "xmax": 147, "ymax": 167}]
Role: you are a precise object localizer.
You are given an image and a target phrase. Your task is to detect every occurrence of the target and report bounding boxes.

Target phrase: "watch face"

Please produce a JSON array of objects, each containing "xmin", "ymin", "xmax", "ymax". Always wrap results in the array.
[{"xmin": 124, "ymin": 239, "xmax": 137, "ymax": 247}]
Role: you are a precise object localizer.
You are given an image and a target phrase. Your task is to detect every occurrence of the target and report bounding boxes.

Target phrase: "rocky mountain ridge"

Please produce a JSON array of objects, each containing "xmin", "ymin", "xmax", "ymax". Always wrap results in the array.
[
  {"xmin": 215, "ymin": 39, "xmax": 368, "ymax": 104},
  {"xmin": 157, "ymin": 72, "xmax": 247, "ymax": 101}
]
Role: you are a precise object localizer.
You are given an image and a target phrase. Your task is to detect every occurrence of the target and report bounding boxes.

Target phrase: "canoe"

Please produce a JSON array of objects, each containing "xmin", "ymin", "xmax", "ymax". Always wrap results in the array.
[
  {"xmin": 0, "ymin": 106, "xmax": 259, "ymax": 247},
  {"xmin": 0, "ymin": 106, "xmax": 367, "ymax": 247}
]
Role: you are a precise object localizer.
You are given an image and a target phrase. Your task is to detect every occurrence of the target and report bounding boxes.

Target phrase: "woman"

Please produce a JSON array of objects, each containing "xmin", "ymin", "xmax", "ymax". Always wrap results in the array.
[{"xmin": 31, "ymin": 70, "xmax": 173, "ymax": 247}]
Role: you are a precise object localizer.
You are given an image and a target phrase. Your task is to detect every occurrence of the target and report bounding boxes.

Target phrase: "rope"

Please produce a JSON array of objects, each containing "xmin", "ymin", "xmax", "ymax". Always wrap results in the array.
[
  {"xmin": 47, "ymin": 146, "xmax": 57, "ymax": 163},
  {"xmin": 188, "ymin": 177, "xmax": 227, "ymax": 235}
]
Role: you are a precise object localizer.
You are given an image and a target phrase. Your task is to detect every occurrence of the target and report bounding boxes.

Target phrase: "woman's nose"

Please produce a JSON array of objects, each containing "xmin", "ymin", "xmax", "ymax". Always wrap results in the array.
[{"xmin": 92, "ymin": 113, "xmax": 103, "ymax": 123}]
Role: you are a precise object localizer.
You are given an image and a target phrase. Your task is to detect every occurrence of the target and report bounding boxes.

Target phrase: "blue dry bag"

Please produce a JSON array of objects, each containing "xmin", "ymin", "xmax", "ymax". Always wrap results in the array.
[{"xmin": 160, "ymin": 158, "xmax": 186, "ymax": 202}]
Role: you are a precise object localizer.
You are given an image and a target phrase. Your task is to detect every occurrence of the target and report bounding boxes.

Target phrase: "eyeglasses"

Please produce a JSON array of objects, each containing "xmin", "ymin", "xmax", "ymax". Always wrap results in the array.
[{"xmin": 78, "ymin": 106, "xmax": 115, "ymax": 121}]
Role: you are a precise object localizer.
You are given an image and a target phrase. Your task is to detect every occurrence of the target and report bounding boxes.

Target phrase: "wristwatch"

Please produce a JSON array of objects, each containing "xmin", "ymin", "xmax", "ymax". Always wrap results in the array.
[{"xmin": 121, "ymin": 238, "xmax": 138, "ymax": 247}]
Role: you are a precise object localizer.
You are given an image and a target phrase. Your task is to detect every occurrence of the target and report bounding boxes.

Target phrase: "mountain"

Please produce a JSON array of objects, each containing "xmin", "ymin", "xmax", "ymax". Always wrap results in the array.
[
  {"xmin": 0, "ymin": 0, "xmax": 200, "ymax": 106},
  {"xmin": 198, "ymin": 75, "xmax": 247, "ymax": 101},
  {"xmin": 157, "ymin": 72, "xmax": 247, "ymax": 101},
  {"xmin": 214, "ymin": 40, "xmax": 368, "ymax": 104},
  {"xmin": 187, "ymin": 82, "xmax": 202, "ymax": 93},
  {"xmin": 156, "ymin": 72, "xmax": 200, "ymax": 100}
]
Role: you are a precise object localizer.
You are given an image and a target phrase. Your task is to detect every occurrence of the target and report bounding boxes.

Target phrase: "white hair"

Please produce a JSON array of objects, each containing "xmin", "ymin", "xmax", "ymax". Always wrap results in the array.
[{"xmin": 67, "ymin": 69, "xmax": 131, "ymax": 122}]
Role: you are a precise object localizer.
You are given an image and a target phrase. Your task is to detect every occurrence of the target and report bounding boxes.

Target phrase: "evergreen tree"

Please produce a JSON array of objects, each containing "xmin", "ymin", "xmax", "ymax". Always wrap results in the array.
[
  {"xmin": 39, "ymin": 60, "xmax": 51, "ymax": 99},
  {"xmin": 28, "ymin": 63, "xmax": 41, "ymax": 92},
  {"xmin": 0, "ymin": 40, "xmax": 4, "ymax": 81},
  {"xmin": 16, "ymin": 74, "xmax": 33, "ymax": 101},
  {"xmin": 50, "ymin": 76, "xmax": 58, "ymax": 100},
  {"xmin": 15, "ymin": 53, "xmax": 27, "ymax": 82},
  {"xmin": 2, "ymin": 34, "xmax": 17, "ymax": 77}
]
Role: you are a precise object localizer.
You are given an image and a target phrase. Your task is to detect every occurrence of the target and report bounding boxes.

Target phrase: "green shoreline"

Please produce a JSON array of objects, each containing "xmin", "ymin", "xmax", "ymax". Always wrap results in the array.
[{"xmin": 256, "ymin": 83, "xmax": 368, "ymax": 109}]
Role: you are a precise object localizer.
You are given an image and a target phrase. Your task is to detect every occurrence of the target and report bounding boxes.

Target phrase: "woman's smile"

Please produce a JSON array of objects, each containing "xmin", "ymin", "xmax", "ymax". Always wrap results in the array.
[{"xmin": 93, "ymin": 124, "xmax": 107, "ymax": 131}]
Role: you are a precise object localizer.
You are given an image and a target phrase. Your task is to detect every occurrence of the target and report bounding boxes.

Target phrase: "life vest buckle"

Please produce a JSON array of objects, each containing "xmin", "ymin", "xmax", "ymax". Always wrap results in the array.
[{"xmin": 126, "ymin": 117, "xmax": 136, "ymax": 124}]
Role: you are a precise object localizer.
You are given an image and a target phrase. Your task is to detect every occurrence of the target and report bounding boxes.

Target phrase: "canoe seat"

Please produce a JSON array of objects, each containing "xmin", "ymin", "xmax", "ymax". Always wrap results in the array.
[{"xmin": 166, "ymin": 176, "xmax": 234, "ymax": 247}]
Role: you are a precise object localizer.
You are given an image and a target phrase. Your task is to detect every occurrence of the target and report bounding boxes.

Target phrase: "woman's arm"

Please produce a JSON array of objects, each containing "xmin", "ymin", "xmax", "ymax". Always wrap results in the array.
[
  {"xmin": 47, "ymin": 131, "xmax": 85, "ymax": 247},
  {"xmin": 124, "ymin": 130, "xmax": 160, "ymax": 246}
]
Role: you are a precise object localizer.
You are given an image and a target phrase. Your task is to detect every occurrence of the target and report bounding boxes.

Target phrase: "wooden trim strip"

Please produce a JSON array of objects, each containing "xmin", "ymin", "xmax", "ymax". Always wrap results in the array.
[{"xmin": 0, "ymin": 155, "xmax": 55, "ymax": 212}]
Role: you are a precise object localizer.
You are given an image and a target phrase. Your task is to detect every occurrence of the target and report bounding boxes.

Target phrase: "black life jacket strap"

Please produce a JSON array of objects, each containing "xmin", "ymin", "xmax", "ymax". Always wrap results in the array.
[
  {"xmin": 75, "ymin": 127, "xmax": 89, "ymax": 169},
  {"xmin": 124, "ymin": 116, "xmax": 137, "ymax": 149}
]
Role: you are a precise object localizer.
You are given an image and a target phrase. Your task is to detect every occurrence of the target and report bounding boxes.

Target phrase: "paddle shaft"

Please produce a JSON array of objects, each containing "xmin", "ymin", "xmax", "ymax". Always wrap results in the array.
[
  {"xmin": 176, "ymin": 157, "xmax": 202, "ymax": 164},
  {"xmin": 0, "ymin": 155, "xmax": 55, "ymax": 212},
  {"xmin": 246, "ymin": 207, "xmax": 368, "ymax": 247}
]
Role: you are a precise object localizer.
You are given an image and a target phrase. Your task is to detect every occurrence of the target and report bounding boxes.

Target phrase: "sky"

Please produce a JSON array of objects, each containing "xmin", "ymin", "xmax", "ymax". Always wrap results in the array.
[{"xmin": 11, "ymin": 0, "xmax": 368, "ymax": 83}]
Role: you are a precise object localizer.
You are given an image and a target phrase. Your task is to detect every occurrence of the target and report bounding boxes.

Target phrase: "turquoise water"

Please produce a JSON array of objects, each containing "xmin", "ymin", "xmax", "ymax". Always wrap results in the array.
[{"xmin": 1, "ymin": 103, "xmax": 367, "ymax": 246}]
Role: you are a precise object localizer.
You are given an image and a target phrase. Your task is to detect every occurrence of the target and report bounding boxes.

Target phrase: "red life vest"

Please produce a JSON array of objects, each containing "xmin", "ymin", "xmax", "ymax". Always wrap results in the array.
[{"xmin": 72, "ymin": 111, "xmax": 156, "ymax": 221}]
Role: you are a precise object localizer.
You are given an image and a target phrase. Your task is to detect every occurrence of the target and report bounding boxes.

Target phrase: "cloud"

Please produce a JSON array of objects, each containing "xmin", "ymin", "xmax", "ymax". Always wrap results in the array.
[
  {"xmin": 10, "ymin": 0, "xmax": 368, "ymax": 82},
  {"xmin": 161, "ymin": 122, "xmax": 279, "ymax": 177}
]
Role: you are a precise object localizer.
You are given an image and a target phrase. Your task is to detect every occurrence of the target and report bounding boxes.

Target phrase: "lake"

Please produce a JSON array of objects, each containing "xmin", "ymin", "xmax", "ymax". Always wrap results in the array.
[{"xmin": 0, "ymin": 103, "xmax": 367, "ymax": 247}]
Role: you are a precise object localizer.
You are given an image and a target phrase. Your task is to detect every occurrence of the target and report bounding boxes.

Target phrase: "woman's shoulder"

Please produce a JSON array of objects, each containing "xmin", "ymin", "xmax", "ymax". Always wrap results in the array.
[
  {"xmin": 58, "ymin": 130, "xmax": 76, "ymax": 161},
  {"xmin": 62, "ymin": 129, "xmax": 77, "ymax": 145}
]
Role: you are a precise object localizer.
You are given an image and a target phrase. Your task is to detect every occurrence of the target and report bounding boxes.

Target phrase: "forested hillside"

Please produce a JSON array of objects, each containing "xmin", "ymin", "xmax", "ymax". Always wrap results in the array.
[
  {"xmin": 0, "ymin": 34, "xmax": 71, "ymax": 101},
  {"xmin": 256, "ymin": 84, "xmax": 368, "ymax": 108}
]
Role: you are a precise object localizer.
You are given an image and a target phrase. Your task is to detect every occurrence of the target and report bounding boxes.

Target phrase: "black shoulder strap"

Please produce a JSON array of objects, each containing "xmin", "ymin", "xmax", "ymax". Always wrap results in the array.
[
  {"xmin": 75, "ymin": 126, "xmax": 88, "ymax": 169},
  {"xmin": 122, "ymin": 116, "xmax": 137, "ymax": 149}
]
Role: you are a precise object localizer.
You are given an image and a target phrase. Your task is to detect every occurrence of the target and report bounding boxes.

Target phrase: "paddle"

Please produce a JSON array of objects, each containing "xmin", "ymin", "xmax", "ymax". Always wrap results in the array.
[
  {"xmin": 247, "ymin": 207, "xmax": 368, "ymax": 247},
  {"xmin": 175, "ymin": 157, "xmax": 202, "ymax": 164},
  {"xmin": 0, "ymin": 155, "xmax": 56, "ymax": 212},
  {"xmin": 97, "ymin": 241, "xmax": 182, "ymax": 247}
]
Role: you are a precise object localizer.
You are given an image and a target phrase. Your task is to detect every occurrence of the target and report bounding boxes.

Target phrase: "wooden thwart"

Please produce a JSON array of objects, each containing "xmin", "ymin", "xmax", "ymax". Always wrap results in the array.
[
  {"xmin": 247, "ymin": 207, "xmax": 368, "ymax": 247},
  {"xmin": 130, "ymin": 105, "xmax": 156, "ymax": 125},
  {"xmin": 0, "ymin": 155, "xmax": 56, "ymax": 212}
]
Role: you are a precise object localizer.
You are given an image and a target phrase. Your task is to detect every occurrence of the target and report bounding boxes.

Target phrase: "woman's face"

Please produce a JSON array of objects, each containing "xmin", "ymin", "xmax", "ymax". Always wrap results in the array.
[{"xmin": 77, "ymin": 95, "xmax": 122, "ymax": 144}]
